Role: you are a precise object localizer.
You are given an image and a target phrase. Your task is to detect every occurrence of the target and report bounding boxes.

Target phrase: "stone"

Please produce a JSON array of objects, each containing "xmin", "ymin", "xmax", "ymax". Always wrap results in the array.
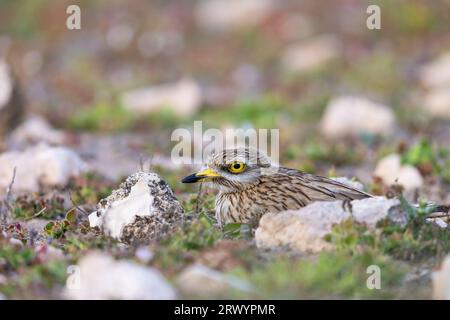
[
  {"xmin": 432, "ymin": 255, "xmax": 450, "ymax": 300},
  {"xmin": 135, "ymin": 246, "xmax": 154, "ymax": 264},
  {"xmin": 331, "ymin": 177, "xmax": 364, "ymax": 191},
  {"xmin": 195, "ymin": 0, "xmax": 274, "ymax": 31},
  {"xmin": 64, "ymin": 252, "xmax": 176, "ymax": 300},
  {"xmin": 121, "ymin": 78, "xmax": 202, "ymax": 117},
  {"xmin": 0, "ymin": 59, "xmax": 23, "ymax": 150},
  {"xmin": 281, "ymin": 35, "xmax": 340, "ymax": 73},
  {"xmin": 255, "ymin": 197, "xmax": 403, "ymax": 253},
  {"xmin": 419, "ymin": 52, "xmax": 450, "ymax": 90},
  {"xmin": 374, "ymin": 154, "xmax": 423, "ymax": 190},
  {"xmin": 421, "ymin": 88, "xmax": 450, "ymax": 118},
  {"xmin": 35, "ymin": 244, "xmax": 65, "ymax": 262},
  {"xmin": 8, "ymin": 116, "xmax": 66, "ymax": 148},
  {"xmin": 0, "ymin": 143, "xmax": 87, "ymax": 194},
  {"xmin": 106, "ymin": 23, "xmax": 135, "ymax": 51},
  {"xmin": 176, "ymin": 264, "xmax": 252, "ymax": 297},
  {"xmin": 88, "ymin": 172, "xmax": 184, "ymax": 244},
  {"xmin": 320, "ymin": 96, "xmax": 395, "ymax": 139}
]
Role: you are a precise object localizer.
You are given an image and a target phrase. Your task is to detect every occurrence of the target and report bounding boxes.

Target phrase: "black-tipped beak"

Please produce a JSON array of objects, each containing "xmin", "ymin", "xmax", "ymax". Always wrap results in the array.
[
  {"xmin": 181, "ymin": 173, "xmax": 201, "ymax": 183},
  {"xmin": 181, "ymin": 168, "xmax": 222, "ymax": 183}
]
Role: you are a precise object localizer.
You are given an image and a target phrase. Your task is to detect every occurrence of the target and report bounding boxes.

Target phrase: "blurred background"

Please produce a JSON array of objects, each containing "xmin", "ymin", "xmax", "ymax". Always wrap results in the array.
[
  {"xmin": 1, "ymin": 0, "xmax": 450, "ymax": 301},
  {"xmin": 1, "ymin": 0, "xmax": 450, "ymax": 198}
]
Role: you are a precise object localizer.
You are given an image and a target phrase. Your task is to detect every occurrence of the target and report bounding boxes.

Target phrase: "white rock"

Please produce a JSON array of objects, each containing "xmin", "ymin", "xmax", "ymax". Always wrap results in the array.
[
  {"xmin": 195, "ymin": 0, "xmax": 274, "ymax": 31},
  {"xmin": 0, "ymin": 143, "xmax": 87, "ymax": 193},
  {"xmin": 0, "ymin": 59, "xmax": 23, "ymax": 147},
  {"xmin": 88, "ymin": 172, "xmax": 184, "ymax": 243},
  {"xmin": 135, "ymin": 246, "xmax": 154, "ymax": 264},
  {"xmin": 176, "ymin": 264, "xmax": 252, "ymax": 297},
  {"xmin": 421, "ymin": 88, "xmax": 450, "ymax": 118},
  {"xmin": 106, "ymin": 23, "xmax": 134, "ymax": 51},
  {"xmin": 64, "ymin": 252, "xmax": 176, "ymax": 300},
  {"xmin": 255, "ymin": 197, "xmax": 402, "ymax": 253},
  {"xmin": 0, "ymin": 59, "xmax": 12, "ymax": 108},
  {"xmin": 122, "ymin": 78, "xmax": 202, "ymax": 117},
  {"xmin": 9, "ymin": 116, "xmax": 66, "ymax": 147},
  {"xmin": 281, "ymin": 35, "xmax": 340, "ymax": 73},
  {"xmin": 374, "ymin": 154, "xmax": 423, "ymax": 190},
  {"xmin": 320, "ymin": 96, "xmax": 396, "ymax": 139},
  {"xmin": 419, "ymin": 52, "xmax": 450, "ymax": 89},
  {"xmin": 432, "ymin": 255, "xmax": 450, "ymax": 300},
  {"xmin": 428, "ymin": 218, "xmax": 448, "ymax": 229}
]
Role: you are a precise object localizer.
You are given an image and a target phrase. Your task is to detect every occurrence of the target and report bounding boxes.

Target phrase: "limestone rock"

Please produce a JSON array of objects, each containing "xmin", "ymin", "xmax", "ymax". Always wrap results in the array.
[
  {"xmin": 176, "ymin": 264, "xmax": 252, "ymax": 297},
  {"xmin": 421, "ymin": 88, "xmax": 450, "ymax": 118},
  {"xmin": 419, "ymin": 52, "xmax": 450, "ymax": 89},
  {"xmin": 121, "ymin": 78, "xmax": 202, "ymax": 117},
  {"xmin": 195, "ymin": 0, "xmax": 274, "ymax": 31},
  {"xmin": 281, "ymin": 35, "xmax": 340, "ymax": 73},
  {"xmin": 374, "ymin": 154, "xmax": 423, "ymax": 191},
  {"xmin": 88, "ymin": 172, "xmax": 184, "ymax": 244},
  {"xmin": 0, "ymin": 59, "xmax": 23, "ymax": 150},
  {"xmin": 255, "ymin": 197, "xmax": 403, "ymax": 253},
  {"xmin": 320, "ymin": 96, "xmax": 395, "ymax": 139},
  {"xmin": 9, "ymin": 116, "xmax": 66, "ymax": 148},
  {"xmin": 64, "ymin": 252, "xmax": 176, "ymax": 300},
  {"xmin": 432, "ymin": 255, "xmax": 450, "ymax": 300},
  {"xmin": 0, "ymin": 143, "xmax": 87, "ymax": 193}
]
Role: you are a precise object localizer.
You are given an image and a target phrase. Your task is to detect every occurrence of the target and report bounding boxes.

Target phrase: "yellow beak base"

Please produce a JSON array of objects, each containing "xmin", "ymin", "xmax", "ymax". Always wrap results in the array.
[{"xmin": 181, "ymin": 168, "xmax": 221, "ymax": 183}]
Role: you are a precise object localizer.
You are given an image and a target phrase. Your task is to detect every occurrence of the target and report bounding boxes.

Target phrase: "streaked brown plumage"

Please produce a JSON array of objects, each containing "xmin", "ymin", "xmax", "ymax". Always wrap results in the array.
[{"xmin": 182, "ymin": 148, "xmax": 371, "ymax": 226}]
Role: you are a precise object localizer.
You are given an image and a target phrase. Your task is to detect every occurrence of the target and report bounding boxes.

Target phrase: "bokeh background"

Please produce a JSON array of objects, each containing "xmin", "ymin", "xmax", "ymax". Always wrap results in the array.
[
  {"xmin": 1, "ymin": 0, "xmax": 450, "ymax": 299},
  {"xmin": 1, "ymin": 0, "xmax": 450, "ymax": 195}
]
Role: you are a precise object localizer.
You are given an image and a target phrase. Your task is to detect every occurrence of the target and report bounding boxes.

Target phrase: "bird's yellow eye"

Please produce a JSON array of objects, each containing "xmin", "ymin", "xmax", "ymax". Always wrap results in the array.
[{"xmin": 228, "ymin": 161, "xmax": 246, "ymax": 174}]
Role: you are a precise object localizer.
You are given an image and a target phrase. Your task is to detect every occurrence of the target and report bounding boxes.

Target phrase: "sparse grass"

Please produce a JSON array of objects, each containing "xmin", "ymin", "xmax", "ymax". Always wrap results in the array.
[
  {"xmin": 231, "ymin": 251, "xmax": 405, "ymax": 299},
  {"xmin": 12, "ymin": 193, "xmax": 66, "ymax": 220},
  {"xmin": 325, "ymin": 195, "xmax": 450, "ymax": 261},
  {"xmin": 68, "ymin": 172, "xmax": 114, "ymax": 206},
  {"xmin": 401, "ymin": 139, "xmax": 450, "ymax": 182}
]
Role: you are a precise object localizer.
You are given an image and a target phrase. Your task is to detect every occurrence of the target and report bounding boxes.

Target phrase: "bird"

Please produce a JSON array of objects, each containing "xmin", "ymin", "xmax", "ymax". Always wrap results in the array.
[{"xmin": 182, "ymin": 147, "xmax": 372, "ymax": 226}]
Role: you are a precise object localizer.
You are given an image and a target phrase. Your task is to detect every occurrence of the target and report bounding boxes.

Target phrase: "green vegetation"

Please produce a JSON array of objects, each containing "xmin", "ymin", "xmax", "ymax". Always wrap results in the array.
[
  {"xmin": 69, "ymin": 101, "xmax": 135, "ymax": 132},
  {"xmin": 325, "ymin": 195, "xmax": 450, "ymax": 261},
  {"xmin": 402, "ymin": 139, "xmax": 450, "ymax": 182},
  {"xmin": 12, "ymin": 193, "xmax": 66, "ymax": 220},
  {"xmin": 231, "ymin": 251, "xmax": 405, "ymax": 299},
  {"xmin": 200, "ymin": 95, "xmax": 287, "ymax": 128}
]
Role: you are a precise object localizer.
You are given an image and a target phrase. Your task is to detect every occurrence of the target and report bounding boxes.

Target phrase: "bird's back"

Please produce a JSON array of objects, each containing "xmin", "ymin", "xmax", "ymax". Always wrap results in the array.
[{"xmin": 216, "ymin": 167, "xmax": 371, "ymax": 225}]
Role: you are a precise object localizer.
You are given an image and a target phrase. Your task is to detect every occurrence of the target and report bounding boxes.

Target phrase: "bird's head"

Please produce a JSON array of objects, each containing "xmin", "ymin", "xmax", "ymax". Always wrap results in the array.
[{"xmin": 181, "ymin": 147, "xmax": 273, "ymax": 192}]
